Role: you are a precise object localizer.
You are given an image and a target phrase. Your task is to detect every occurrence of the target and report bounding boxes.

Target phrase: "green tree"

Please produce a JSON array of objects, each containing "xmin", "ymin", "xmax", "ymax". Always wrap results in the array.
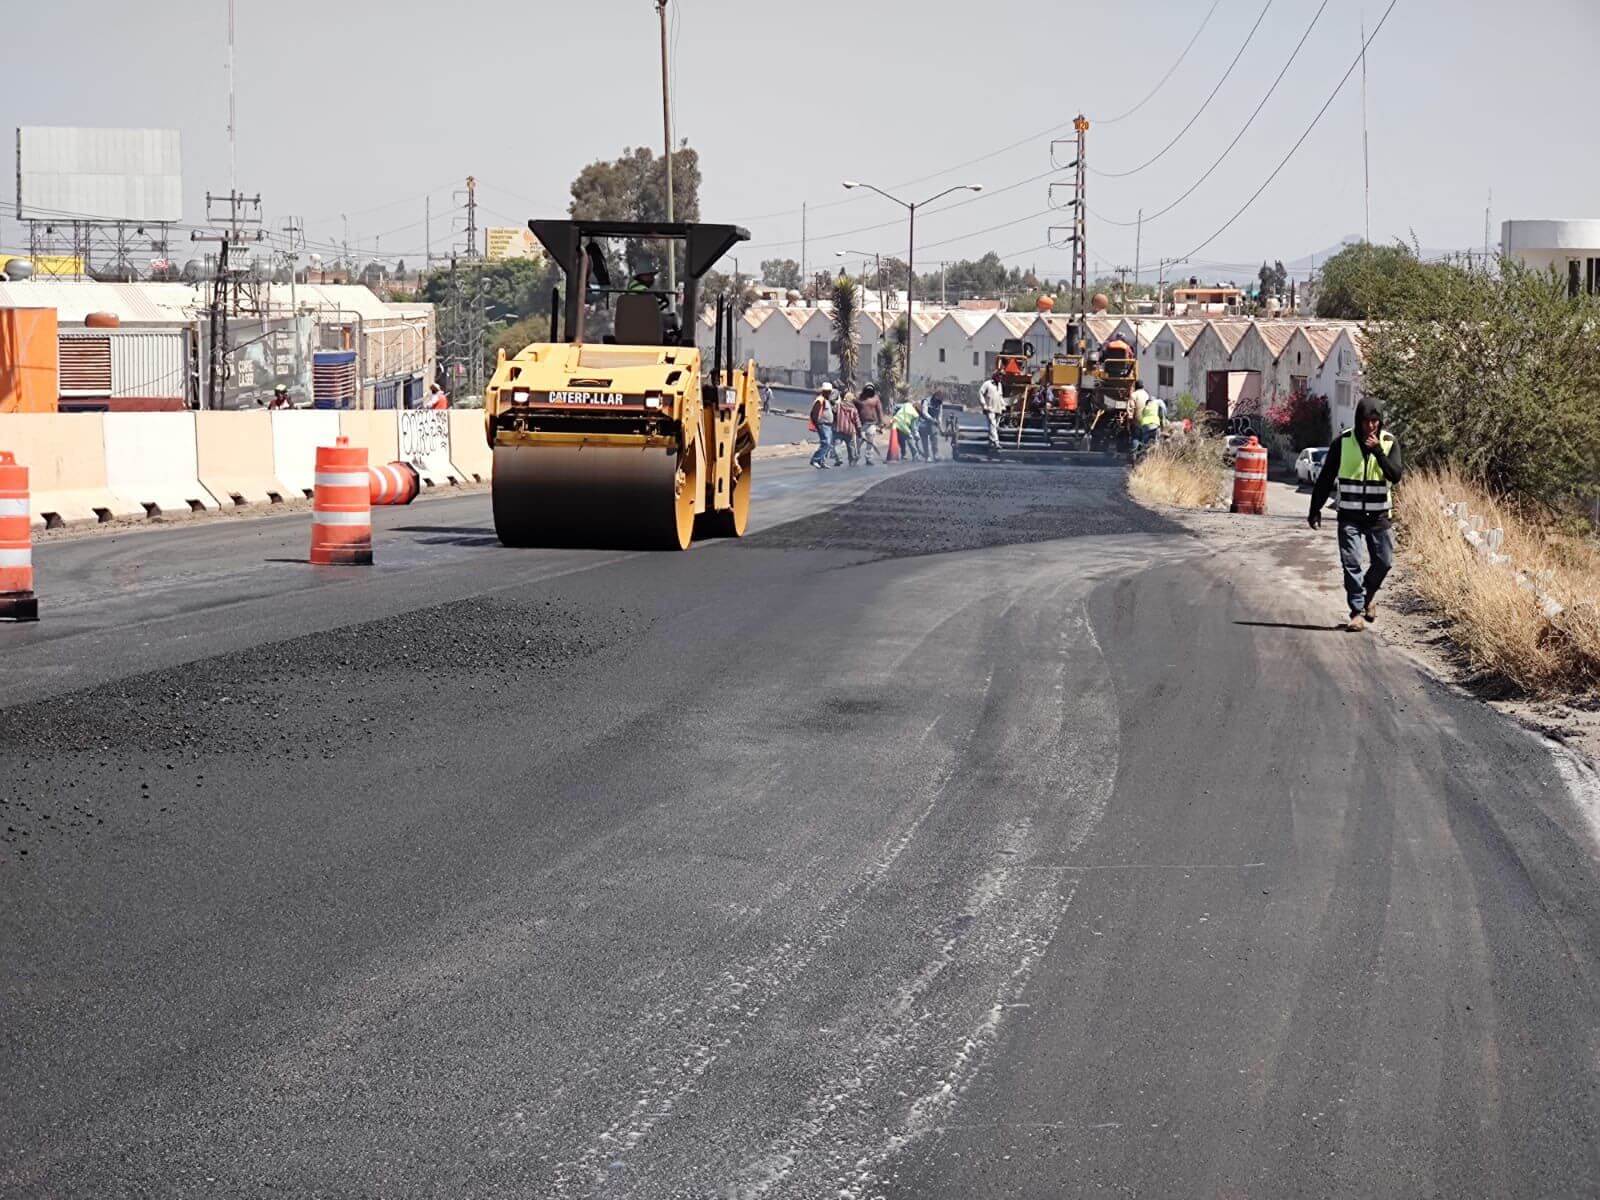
[
  {"xmin": 1363, "ymin": 259, "xmax": 1600, "ymax": 506},
  {"xmin": 1256, "ymin": 259, "xmax": 1287, "ymax": 300},
  {"xmin": 760, "ymin": 258, "xmax": 802, "ymax": 289},
  {"xmin": 830, "ymin": 273, "xmax": 860, "ymax": 388},
  {"xmin": 1315, "ymin": 241, "xmax": 1447, "ymax": 320},
  {"xmin": 568, "ymin": 143, "xmax": 701, "ymax": 277},
  {"xmin": 489, "ymin": 313, "xmax": 552, "ymax": 365}
]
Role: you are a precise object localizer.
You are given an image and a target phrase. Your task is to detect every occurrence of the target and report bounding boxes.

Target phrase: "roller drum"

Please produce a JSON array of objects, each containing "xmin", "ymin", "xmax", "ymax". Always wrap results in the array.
[{"xmin": 492, "ymin": 443, "xmax": 695, "ymax": 550}]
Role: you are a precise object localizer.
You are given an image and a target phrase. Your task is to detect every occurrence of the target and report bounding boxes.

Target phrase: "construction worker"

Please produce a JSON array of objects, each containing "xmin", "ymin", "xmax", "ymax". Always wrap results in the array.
[
  {"xmin": 809, "ymin": 381, "xmax": 837, "ymax": 470},
  {"xmin": 267, "ymin": 384, "xmax": 291, "ymax": 411},
  {"xmin": 855, "ymin": 384, "xmax": 884, "ymax": 465},
  {"xmin": 427, "ymin": 381, "xmax": 450, "ymax": 410},
  {"xmin": 1308, "ymin": 398, "xmax": 1405, "ymax": 632},
  {"xmin": 1134, "ymin": 384, "xmax": 1163, "ymax": 449},
  {"xmin": 919, "ymin": 392, "xmax": 944, "ymax": 461},
  {"xmin": 892, "ymin": 398, "xmax": 922, "ymax": 460},
  {"xmin": 979, "ymin": 370, "xmax": 1006, "ymax": 451},
  {"xmin": 627, "ymin": 260, "xmax": 670, "ymax": 311}
]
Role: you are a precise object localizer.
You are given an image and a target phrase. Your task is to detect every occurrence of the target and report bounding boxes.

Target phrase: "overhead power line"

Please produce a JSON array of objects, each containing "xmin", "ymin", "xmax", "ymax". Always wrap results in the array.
[
  {"xmin": 1178, "ymin": 0, "xmax": 1400, "ymax": 263},
  {"xmin": 1094, "ymin": 0, "xmax": 1331, "ymax": 227},
  {"xmin": 1093, "ymin": 0, "xmax": 1275, "ymax": 179},
  {"xmin": 1095, "ymin": 0, "xmax": 1223, "ymax": 125}
]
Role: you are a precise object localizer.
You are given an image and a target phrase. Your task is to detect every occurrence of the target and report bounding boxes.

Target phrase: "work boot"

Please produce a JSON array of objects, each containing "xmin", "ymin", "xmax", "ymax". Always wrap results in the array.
[
  {"xmin": 1363, "ymin": 599, "xmax": 1377, "ymax": 623},
  {"xmin": 1346, "ymin": 612, "xmax": 1365, "ymax": 632}
]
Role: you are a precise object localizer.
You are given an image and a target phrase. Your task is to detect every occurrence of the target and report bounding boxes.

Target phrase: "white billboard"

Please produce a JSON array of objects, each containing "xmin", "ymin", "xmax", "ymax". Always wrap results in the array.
[{"xmin": 16, "ymin": 126, "xmax": 183, "ymax": 223}]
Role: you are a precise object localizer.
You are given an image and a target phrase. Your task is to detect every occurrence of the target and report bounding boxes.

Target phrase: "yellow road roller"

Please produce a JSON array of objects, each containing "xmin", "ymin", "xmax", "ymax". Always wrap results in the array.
[{"xmin": 484, "ymin": 219, "xmax": 761, "ymax": 550}]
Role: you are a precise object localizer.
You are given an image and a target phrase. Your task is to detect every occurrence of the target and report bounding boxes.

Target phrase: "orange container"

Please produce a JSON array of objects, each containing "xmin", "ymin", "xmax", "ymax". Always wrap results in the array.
[
  {"xmin": 0, "ymin": 451, "xmax": 39, "ymax": 620},
  {"xmin": 310, "ymin": 437, "xmax": 372, "ymax": 565},
  {"xmin": 1055, "ymin": 385, "xmax": 1078, "ymax": 412},
  {"xmin": 0, "ymin": 309, "xmax": 59, "ymax": 413},
  {"xmin": 368, "ymin": 461, "xmax": 420, "ymax": 506},
  {"xmin": 1229, "ymin": 436, "xmax": 1268, "ymax": 515}
]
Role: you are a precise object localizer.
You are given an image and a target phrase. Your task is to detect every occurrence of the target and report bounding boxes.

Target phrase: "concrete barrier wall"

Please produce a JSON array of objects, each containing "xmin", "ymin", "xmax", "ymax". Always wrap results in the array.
[
  {"xmin": 339, "ymin": 411, "xmax": 401, "ymax": 465},
  {"xmin": 196, "ymin": 412, "xmax": 291, "ymax": 506},
  {"xmin": 271, "ymin": 410, "xmax": 342, "ymax": 498},
  {"xmin": 399, "ymin": 409, "xmax": 463, "ymax": 488},
  {"xmin": 448, "ymin": 410, "xmax": 492, "ymax": 483},
  {"xmin": 103, "ymin": 412, "xmax": 221, "ymax": 516},
  {"xmin": 0, "ymin": 413, "xmax": 138, "ymax": 528}
]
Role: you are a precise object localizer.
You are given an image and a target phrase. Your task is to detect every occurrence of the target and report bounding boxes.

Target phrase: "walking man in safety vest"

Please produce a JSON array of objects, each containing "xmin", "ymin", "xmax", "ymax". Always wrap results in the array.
[
  {"xmin": 1133, "ymin": 384, "xmax": 1163, "ymax": 449},
  {"xmin": 1308, "ymin": 398, "xmax": 1404, "ymax": 632}
]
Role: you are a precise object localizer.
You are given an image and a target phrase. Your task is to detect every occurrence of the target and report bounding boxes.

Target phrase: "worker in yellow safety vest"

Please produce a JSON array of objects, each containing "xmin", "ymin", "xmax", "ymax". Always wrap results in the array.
[
  {"xmin": 1134, "ymin": 385, "xmax": 1163, "ymax": 448},
  {"xmin": 1308, "ymin": 398, "xmax": 1405, "ymax": 631}
]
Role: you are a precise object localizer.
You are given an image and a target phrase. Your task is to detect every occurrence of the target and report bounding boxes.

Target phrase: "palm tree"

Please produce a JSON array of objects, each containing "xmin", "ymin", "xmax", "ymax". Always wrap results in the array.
[{"xmin": 829, "ymin": 272, "xmax": 860, "ymax": 389}]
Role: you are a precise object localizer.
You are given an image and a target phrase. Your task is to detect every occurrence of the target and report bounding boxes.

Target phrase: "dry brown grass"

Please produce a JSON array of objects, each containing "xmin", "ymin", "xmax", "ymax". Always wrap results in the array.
[
  {"xmin": 1397, "ymin": 468, "xmax": 1600, "ymax": 698},
  {"xmin": 1128, "ymin": 436, "xmax": 1228, "ymax": 510}
]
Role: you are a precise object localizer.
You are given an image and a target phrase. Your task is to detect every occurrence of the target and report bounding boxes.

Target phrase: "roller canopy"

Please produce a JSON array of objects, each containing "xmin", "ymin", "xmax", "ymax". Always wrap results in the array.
[{"xmin": 528, "ymin": 220, "xmax": 750, "ymax": 283}]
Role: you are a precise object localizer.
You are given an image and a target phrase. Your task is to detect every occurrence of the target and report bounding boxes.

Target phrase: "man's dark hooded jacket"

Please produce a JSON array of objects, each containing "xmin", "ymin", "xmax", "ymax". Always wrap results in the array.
[{"xmin": 1309, "ymin": 399, "xmax": 1404, "ymax": 530}]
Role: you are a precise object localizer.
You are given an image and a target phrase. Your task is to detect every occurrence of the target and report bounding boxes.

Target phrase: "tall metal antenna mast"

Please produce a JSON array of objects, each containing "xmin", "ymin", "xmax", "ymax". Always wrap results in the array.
[{"xmin": 227, "ymin": 0, "xmax": 237, "ymax": 198}]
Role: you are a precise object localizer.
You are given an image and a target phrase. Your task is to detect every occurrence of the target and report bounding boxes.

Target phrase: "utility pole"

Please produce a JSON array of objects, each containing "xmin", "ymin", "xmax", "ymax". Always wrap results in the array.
[
  {"xmin": 656, "ymin": 0, "xmax": 676, "ymax": 303},
  {"xmin": 801, "ymin": 201, "xmax": 808, "ymax": 303},
  {"xmin": 226, "ymin": 0, "xmax": 237, "ymax": 199},
  {"xmin": 464, "ymin": 175, "xmax": 478, "ymax": 261},
  {"xmin": 425, "ymin": 195, "xmax": 431, "ymax": 270},
  {"xmin": 1114, "ymin": 266, "xmax": 1130, "ymax": 313},
  {"xmin": 1134, "ymin": 208, "xmax": 1143, "ymax": 304},
  {"xmin": 1073, "ymin": 115, "xmax": 1089, "ymax": 323},
  {"xmin": 1484, "ymin": 187, "xmax": 1492, "ymax": 263},
  {"xmin": 191, "ymin": 189, "xmax": 263, "ymax": 409},
  {"xmin": 1360, "ymin": 16, "xmax": 1371, "ymax": 245}
]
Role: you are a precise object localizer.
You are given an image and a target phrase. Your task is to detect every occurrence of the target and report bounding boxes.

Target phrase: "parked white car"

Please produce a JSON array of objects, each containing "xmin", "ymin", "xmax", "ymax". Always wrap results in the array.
[{"xmin": 1295, "ymin": 446, "xmax": 1328, "ymax": 485}]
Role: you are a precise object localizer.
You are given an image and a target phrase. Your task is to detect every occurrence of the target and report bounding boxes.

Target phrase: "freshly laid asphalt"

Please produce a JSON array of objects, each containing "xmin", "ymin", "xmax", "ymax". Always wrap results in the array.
[{"xmin": 3, "ymin": 454, "xmax": 1598, "ymax": 1198}]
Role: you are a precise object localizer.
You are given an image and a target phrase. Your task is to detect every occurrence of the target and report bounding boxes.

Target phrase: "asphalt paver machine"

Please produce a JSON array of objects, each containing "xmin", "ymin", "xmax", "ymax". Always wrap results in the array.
[
  {"xmin": 483, "ymin": 219, "xmax": 760, "ymax": 550},
  {"xmin": 950, "ymin": 332, "xmax": 1091, "ymax": 460}
]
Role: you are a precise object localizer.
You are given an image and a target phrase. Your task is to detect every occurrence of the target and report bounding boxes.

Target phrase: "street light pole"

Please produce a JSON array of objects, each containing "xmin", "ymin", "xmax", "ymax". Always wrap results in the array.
[
  {"xmin": 656, "ymin": 0, "xmax": 676, "ymax": 304},
  {"xmin": 843, "ymin": 180, "xmax": 981, "ymax": 398}
]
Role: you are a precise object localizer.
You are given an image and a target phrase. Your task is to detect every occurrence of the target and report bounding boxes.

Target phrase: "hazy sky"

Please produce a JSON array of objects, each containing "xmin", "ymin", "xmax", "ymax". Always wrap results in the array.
[{"xmin": 6, "ymin": 0, "xmax": 1598, "ymax": 283}]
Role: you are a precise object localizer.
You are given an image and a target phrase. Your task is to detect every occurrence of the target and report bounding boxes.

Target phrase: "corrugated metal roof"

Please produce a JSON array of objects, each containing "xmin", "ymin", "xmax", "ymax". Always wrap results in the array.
[
  {"xmin": 942, "ymin": 310, "xmax": 994, "ymax": 336},
  {"xmin": 1161, "ymin": 321, "xmax": 1206, "ymax": 351},
  {"xmin": 1254, "ymin": 321, "xmax": 1297, "ymax": 359},
  {"xmin": 0, "ymin": 280, "xmax": 201, "ymax": 323},
  {"xmin": 1084, "ymin": 316, "xmax": 1120, "ymax": 342},
  {"xmin": 1299, "ymin": 325, "xmax": 1340, "ymax": 362},
  {"xmin": 997, "ymin": 313, "xmax": 1036, "ymax": 337},
  {"xmin": 1208, "ymin": 321, "xmax": 1250, "ymax": 352},
  {"xmin": 0, "ymin": 279, "xmax": 414, "ymax": 325},
  {"xmin": 744, "ymin": 306, "xmax": 779, "ymax": 330}
]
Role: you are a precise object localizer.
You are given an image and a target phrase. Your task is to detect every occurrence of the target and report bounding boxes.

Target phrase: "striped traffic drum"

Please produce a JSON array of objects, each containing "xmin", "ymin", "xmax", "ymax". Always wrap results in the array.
[
  {"xmin": 0, "ymin": 451, "xmax": 38, "ymax": 620},
  {"xmin": 310, "ymin": 437, "xmax": 373, "ymax": 564},
  {"xmin": 1229, "ymin": 435, "xmax": 1268, "ymax": 515}
]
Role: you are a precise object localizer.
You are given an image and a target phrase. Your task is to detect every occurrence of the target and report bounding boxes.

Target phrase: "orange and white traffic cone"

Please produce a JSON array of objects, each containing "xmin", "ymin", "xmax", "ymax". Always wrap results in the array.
[
  {"xmin": 310, "ymin": 437, "xmax": 373, "ymax": 565},
  {"xmin": 0, "ymin": 451, "xmax": 39, "ymax": 621},
  {"xmin": 368, "ymin": 461, "xmax": 420, "ymax": 506},
  {"xmin": 886, "ymin": 427, "xmax": 900, "ymax": 461}
]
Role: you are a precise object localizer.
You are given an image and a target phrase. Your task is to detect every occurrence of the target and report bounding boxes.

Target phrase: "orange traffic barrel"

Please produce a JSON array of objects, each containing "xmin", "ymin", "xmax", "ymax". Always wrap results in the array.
[
  {"xmin": 0, "ymin": 451, "xmax": 38, "ymax": 621},
  {"xmin": 310, "ymin": 437, "xmax": 373, "ymax": 565},
  {"xmin": 1055, "ymin": 385, "xmax": 1078, "ymax": 412},
  {"xmin": 1229, "ymin": 435, "xmax": 1268, "ymax": 515},
  {"xmin": 368, "ymin": 461, "xmax": 420, "ymax": 506}
]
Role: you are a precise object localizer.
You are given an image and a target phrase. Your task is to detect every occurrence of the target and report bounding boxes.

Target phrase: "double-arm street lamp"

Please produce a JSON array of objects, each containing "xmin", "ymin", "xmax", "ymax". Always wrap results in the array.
[{"xmin": 841, "ymin": 180, "xmax": 982, "ymax": 391}]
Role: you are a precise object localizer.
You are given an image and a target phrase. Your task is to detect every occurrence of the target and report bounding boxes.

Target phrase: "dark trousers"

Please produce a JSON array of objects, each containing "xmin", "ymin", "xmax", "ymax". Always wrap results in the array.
[{"xmin": 1337, "ymin": 520, "xmax": 1394, "ymax": 612}]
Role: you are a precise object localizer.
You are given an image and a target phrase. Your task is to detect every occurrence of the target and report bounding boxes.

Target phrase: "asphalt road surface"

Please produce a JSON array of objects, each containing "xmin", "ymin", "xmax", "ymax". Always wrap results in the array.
[{"xmin": 4, "ymin": 456, "xmax": 1598, "ymax": 1198}]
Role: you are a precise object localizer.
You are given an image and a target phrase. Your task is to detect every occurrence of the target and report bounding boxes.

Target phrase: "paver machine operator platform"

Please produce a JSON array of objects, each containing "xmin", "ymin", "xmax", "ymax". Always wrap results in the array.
[{"xmin": 484, "ymin": 219, "xmax": 761, "ymax": 550}]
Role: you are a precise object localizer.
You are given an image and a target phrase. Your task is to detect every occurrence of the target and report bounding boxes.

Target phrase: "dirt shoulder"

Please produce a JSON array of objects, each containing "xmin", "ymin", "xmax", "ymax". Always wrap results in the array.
[{"xmin": 1133, "ymin": 477, "xmax": 1600, "ymax": 772}]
